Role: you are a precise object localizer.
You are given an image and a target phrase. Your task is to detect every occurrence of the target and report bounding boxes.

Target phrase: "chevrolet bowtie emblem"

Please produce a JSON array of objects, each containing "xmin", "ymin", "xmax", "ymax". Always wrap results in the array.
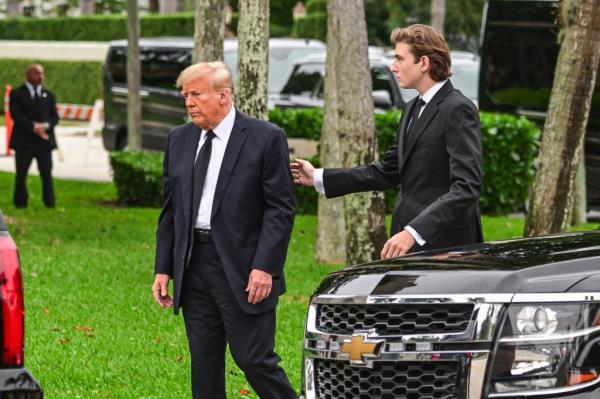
[{"xmin": 341, "ymin": 334, "xmax": 383, "ymax": 361}]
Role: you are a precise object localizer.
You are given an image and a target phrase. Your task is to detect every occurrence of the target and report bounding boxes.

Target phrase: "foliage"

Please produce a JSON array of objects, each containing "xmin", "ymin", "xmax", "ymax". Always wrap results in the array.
[
  {"xmin": 0, "ymin": 12, "xmax": 196, "ymax": 41},
  {"xmin": 292, "ymin": 12, "xmax": 327, "ymax": 42},
  {"xmin": 0, "ymin": 59, "xmax": 102, "ymax": 109},
  {"xmin": 273, "ymin": 107, "xmax": 538, "ymax": 215},
  {"xmin": 479, "ymin": 113, "xmax": 540, "ymax": 214},
  {"xmin": 378, "ymin": 0, "xmax": 484, "ymax": 51},
  {"xmin": 306, "ymin": 0, "xmax": 327, "ymax": 13},
  {"xmin": 269, "ymin": 107, "xmax": 323, "ymax": 141},
  {"xmin": 104, "ymin": 108, "xmax": 538, "ymax": 216},
  {"xmin": 109, "ymin": 151, "xmax": 163, "ymax": 207},
  {"xmin": 291, "ymin": 0, "xmax": 483, "ymax": 50}
]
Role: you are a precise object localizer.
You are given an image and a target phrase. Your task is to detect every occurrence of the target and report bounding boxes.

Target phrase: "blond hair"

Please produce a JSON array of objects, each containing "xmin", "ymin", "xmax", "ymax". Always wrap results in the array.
[{"xmin": 176, "ymin": 61, "xmax": 234, "ymax": 93}]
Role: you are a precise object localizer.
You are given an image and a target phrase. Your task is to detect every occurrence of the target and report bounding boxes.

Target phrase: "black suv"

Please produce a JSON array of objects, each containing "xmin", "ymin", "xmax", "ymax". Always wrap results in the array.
[
  {"xmin": 301, "ymin": 230, "xmax": 600, "ymax": 398},
  {"xmin": 102, "ymin": 37, "xmax": 325, "ymax": 151},
  {"xmin": 0, "ymin": 211, "xmax": 43, "ymax": 398},
  {"xmin": 479, "ymin": 0, "xmax": 600, "ymax": 209}
]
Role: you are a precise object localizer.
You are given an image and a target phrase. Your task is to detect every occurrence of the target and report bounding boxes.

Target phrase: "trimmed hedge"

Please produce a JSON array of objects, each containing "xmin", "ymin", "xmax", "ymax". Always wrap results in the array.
[
  {"xmin": 109, "ymin": 149, "xmax": 319, "ymax": 213},
  {"xmin": 110, "ymin": 108, "xmax": 540, "ymax": 215},
  {"xmin": 0, "ymin": 12, "xmax": 293, "ymax": 41},
  {"xmin": 0, "ymin": 59, "xmax": 102, "ymax": 108},
  {"xmin": 109, "ymin": 151, "xmax": 163, "ymax": 208},
  {"xmin": 479, "ymin": 113, "xmax": 540, "ymax": 214},
  {"xmin": 0, "ymin": 13, "xmax": 196, "ymax": 41}
]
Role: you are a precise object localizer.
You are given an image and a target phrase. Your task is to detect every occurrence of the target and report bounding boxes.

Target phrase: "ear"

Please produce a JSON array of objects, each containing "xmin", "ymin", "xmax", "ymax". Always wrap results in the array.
[{"xmin": 420, "ymin": 55, "xmax": 431, "ymax": 73}]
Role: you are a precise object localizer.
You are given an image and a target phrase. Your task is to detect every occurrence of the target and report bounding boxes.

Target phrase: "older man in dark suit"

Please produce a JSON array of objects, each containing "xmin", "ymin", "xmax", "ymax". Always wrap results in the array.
[
  {"xmin": 292, "ymin": 24, "xmax": 483, "ymax": 257},
  {"xmin": 9, "ymin": 64, "xmax": 59, "ymax": 208},
  {"xmin": 152, "ymin": 62, "xmax": 297, "ymax": 399}
]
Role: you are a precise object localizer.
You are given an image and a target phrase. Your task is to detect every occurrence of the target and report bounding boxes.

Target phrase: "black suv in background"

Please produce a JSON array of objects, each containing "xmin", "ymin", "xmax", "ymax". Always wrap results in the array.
[
  {"xmin": 0, "ymin": 211, "xmax": 43, "ymax": 398},
  {"xmin": 102, "ymin": 37, "xmax": 325, "ymax": 151},
  {"xmin": 479, "ymin": 0, "xmax": 600, "ymax": 209}
]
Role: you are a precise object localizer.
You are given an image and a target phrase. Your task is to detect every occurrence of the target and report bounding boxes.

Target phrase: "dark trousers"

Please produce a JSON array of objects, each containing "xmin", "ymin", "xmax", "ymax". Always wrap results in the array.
[
  {"xmin": 181, "ymin": 240, "xmax": 296, "ymax": 399},
  {"xmin": 13, "ymin": 149, "xmax": 55, "ymax": 208}
]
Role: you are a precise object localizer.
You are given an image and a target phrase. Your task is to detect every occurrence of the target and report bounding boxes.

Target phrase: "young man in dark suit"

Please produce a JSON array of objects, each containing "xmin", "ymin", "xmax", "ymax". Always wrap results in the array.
[
  {"xmin": 292, "ymin": 24, "xmax": 483, "ymax": 257},
  {"xmin": 9, "ymin": 64, "xmax": 59, "ymax": 208},
  {"xmin": 152, "ymin": 62, "xmax": 297, "ymax": 399}
]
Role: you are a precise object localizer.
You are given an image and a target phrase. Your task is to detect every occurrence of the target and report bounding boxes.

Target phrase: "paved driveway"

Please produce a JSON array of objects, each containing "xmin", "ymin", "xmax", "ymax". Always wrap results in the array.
[{"xmin": 0, "ymin": 124, "xmax": 111, "ymax": 182}]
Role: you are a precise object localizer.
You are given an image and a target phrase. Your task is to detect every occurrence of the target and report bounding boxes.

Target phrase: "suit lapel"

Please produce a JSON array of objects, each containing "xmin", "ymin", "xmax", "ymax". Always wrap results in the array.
[
  {"xmin": 181, "ymin": 124, "xmax": 201, "ymax": 226},
  {"xmin": 211, "ymin": 110, "xmax": 248, "ymax": 220},
  {"xmin": 397, "ymin": 98, "xmax": 416, "ymax": 158},
  {"xmin": 399, "ymin": 81, "xmax": 454, "ymax": 173}
]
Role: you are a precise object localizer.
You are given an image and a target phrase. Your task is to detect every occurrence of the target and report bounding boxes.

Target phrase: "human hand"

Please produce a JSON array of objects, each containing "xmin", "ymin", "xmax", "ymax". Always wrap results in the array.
[
  {"xmin": 290, "ymin": 158, "xmax": 315, "ymax": 186},
  {"xmin": 33, "ymin": 123, "xmax": 49, "ymax": 140},
  {"xmin": 245, "ymin": 269, "xmax": 272, "ymax": 304},
  {"xmin": 380, "ymin": 230, "xmax": 416, "ymax": 259},
  {"xmin": 152, "ymin": 273, "xmax": 173, "ymax": 308}
]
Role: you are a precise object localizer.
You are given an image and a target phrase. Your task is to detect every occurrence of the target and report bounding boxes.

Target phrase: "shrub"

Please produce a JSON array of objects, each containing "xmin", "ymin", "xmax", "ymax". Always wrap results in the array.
[
  {"xmin": 109, "ymin": 151, "xmax": 163, "ymax": 207},
  {"xmin": 269, "ymin": 108, "xmax": 539, "ymax": 215},
  {"xmin": 292, "ymin": 13, "xmax": 327, "ymax": 42},
  {"xmin": 306, "ymin": 0, "xmax": 328, "ymax": 13},
  {"xmin": 0, "ymin": 59, "xmax": 102, "ymax": 108},
  {"xmin": 0, "ymin": 13, "xmax": 196, "ymax": 41},
  {"xmin": 107, "ymin": 109, "xmax": 539, "ymax": 216},
  {"xmin": 479, "ymin": 113, "xmax": 540, "ymax": 214},
  {"xmin": 269, "ymin": 107, "xmax": 323, "ymax": 141}
]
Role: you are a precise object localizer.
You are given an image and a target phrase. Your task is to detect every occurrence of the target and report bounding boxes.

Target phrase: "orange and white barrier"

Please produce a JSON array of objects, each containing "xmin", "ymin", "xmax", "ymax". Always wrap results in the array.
[
  {"xmin": 4, "ymin": 85, "xmax": 13, "ymax": 155},
  {"xmin": 56, "ymin": 103, "xmax": 95, "ymax": 121}
]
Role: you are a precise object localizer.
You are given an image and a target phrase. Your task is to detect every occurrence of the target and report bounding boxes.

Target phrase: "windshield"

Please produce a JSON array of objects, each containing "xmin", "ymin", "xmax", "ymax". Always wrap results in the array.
[
  {"xmin": 280, "ymin": 63, "xmax": 325, "ymax": 96},
  {"xmin": 450, "ymin": 62, "xmax": 479, "ymax": 100}
]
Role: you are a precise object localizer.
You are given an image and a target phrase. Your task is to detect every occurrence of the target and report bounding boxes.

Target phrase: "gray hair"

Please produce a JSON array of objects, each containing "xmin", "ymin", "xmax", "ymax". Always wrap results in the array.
[{"xmin": 176, "ymin": 61, "xmax": 234, "ymax": 93}]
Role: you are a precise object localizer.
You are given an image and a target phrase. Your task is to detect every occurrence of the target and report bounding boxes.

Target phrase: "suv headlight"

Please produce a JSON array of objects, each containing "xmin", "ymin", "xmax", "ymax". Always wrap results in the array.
[{"xmin": 488, "ymin": 303, "xmax": 600, "ymax": 396}]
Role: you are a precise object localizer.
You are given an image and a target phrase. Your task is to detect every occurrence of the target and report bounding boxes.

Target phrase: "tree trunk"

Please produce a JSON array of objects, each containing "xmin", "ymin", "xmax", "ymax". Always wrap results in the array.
[
  {"xmin": 316, "ymin": 1, "xmax": 345, "ymax": 264},
  {"xmin": 236, "ymin": 0, "xmax": 269, "ymax": 120},
  {"xmin": 571, "ymin": 147, "xmax": 587, "ymax": 225},
  {"xmin": 79, "ymin": 0, "xmax": 95, "ymax": 15},
  {"xmin": 525, "ymin": 0, "xmax": 600, "ymax": 236},
  {"xmin": 431, "ymin": 0, "xmax": 446, "ymax": 35},
  {"xmin": 127, "ymin": 0, "xmax": 142, "ymax": 150},
  {"xmin": 323, "ymin": 0, "xmax": 387, "ymax": 265},
  {"xmin": 6, "ymin": 0, "xmax": 19, "ymax": 17},
  {"xmin": 193, "ymin": 0, "xmax": 226, "ymax": 63}
]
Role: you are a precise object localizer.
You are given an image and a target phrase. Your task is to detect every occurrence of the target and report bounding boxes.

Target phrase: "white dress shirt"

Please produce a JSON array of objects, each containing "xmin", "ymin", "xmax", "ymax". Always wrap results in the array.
[
  {"xmin": 25, "ymin": 82, "xmax": 42, "ymax": 98},
  {"xmin": 194, "ymin": 106, "xmax": 236, "ymax": 229},
  {"xmin": 313, "ymin": 80, "xmax": 448, "ymax": 246}
]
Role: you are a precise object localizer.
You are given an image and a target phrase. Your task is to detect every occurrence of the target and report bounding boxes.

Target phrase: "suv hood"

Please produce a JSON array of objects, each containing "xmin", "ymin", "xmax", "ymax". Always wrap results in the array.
[{"xmin": 313, "ymin": 231, "xmax": 600, "ymax": 297}]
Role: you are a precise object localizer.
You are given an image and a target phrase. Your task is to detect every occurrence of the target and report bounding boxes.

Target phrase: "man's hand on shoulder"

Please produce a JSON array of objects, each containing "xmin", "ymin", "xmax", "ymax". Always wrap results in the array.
[
  {"xmin": 381, "ymin": 230, "xmax": 416, "ymax": 259},
  {"xmin": 246, "ymin": 269, "xmax": 272, "ymax": 305},
  {"xmin": 152, "ymin": 273, "xmax": 173, "ymax": 308},
  {"xmin": 290, "ymin": 158, "xmax": 315, "ymax": 187}
]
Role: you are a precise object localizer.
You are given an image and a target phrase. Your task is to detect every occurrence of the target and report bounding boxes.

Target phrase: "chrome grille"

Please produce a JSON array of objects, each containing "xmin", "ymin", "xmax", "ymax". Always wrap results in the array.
[
  {"xmin": 315, "ymin": 359, "xmax": 458, "ymax": 399},
  {"xmin": 316, "ymin": 303, "xmax": 473, "ymax": 335}
]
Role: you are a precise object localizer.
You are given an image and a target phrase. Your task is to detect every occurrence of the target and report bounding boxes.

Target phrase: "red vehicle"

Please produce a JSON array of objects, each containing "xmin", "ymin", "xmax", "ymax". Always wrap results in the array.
[{"xmin": 0, "ymin": 211, "xmax": 43, "ymax": 398}]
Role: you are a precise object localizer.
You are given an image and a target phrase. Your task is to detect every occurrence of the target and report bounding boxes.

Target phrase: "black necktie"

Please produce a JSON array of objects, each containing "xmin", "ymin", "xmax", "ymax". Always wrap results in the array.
[
  {"xmin": 191, "ymin": 130, "xmax": 216, "ymax": 225},
  {"xmin": 405, "ymin": 98, "xmax": 426, "ymax": 141},
  {"xmin": 33, "ymin": 89, "xmax": 41, "ymax": 109}
]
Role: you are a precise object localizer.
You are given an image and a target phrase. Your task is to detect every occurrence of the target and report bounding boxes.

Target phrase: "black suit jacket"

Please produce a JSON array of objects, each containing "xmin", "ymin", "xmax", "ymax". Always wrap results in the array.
[
  {"xmin": 324, "ymin": 81, "xmax": 483, "ymax": 250},
  {"xmin": 9, "ymin": 84, "xmax": 59, "ymax": 152},
  {"xmin": 155, "ymin": 109, "xmax": 296, "ymax": 315}
]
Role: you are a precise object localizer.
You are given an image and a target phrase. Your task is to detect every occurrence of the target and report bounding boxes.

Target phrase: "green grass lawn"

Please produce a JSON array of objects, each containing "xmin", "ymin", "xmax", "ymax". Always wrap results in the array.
[{"xmin": 0, "ymin": 171, "xmax": 597, "ymax": 398}]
